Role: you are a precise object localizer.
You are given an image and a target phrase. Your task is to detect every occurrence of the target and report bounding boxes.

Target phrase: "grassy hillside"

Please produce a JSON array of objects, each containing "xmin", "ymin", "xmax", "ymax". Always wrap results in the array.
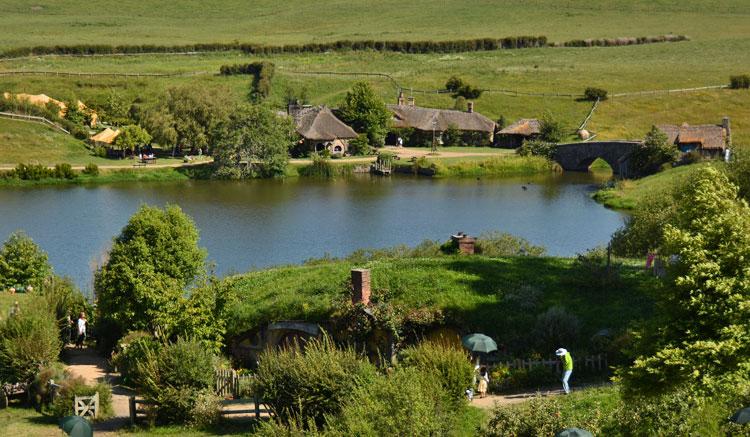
[
  {"xmin": 593, "ymin": 162, "xmax": 715, "ymax": 209},
  {"xmin": 223, "ymin": 255, "xmax": 657, "ymax": 352},
  {"xmin": 0, "ymin": 118, "xmax": 107, "ymax": 166},
  {"xmin": 0, "ymin": 0, "xmax": 748, "ymax": 50}
]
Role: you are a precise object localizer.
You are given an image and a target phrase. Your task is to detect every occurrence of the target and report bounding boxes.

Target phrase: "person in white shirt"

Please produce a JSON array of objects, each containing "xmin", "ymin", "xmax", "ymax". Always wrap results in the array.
[{"xmin": 76, "ymin": 312, "xmax": 87, "ymax": 349}]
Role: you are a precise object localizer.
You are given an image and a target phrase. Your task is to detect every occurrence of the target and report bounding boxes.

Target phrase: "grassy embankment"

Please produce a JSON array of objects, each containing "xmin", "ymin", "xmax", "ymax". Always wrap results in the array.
[
  {"xmin": 222, "ymin": 255, "xmax": 657, "ymax": 346},
  {"xmin": 593, "ymin": 162, "xmax": 714, "ymax": 209}
]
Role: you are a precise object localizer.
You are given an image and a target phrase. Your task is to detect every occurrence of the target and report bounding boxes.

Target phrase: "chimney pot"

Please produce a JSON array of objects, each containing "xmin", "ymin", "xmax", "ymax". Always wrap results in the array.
[
  {"xmin": 397, "ymin": 91, "xmax": 405, "ymax": 106},
  {"xmin": 723, "ymin": 116, "xmax": 731, "ymax": 147},
  {"xmin": 467, "ymin": 101, "xmax": 474, "ymax": 113},
  {"xmin": 351, "ymin": 268, "xmax": 371, "ymax": 305},
  {"xmin": 407, "ymin": 96, "xmax": 415, "ymax": 106}
]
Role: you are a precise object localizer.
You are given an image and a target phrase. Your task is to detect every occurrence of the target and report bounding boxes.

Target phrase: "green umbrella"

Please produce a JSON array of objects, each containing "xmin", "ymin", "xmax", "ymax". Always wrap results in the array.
[
  {"xmin": 60, "ymin": 416, "xmax": 93, "ymax": 437},
  {"xmin": 731, "ymin": 406, "xmax": 750, "ymax": 424},
  {"xmin": 461, "ymin": 333, "xmax": 497, "ymax": 353},
  {"xmin": 555, "ymin": 428, "xmax": 594, "ymax": 437}
]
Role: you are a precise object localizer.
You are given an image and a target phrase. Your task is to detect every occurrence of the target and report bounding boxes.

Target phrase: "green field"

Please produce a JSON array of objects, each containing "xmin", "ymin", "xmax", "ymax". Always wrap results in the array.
[{"xmin": 0, "ymin": 0, "xmax": 748, "ymax": 50}]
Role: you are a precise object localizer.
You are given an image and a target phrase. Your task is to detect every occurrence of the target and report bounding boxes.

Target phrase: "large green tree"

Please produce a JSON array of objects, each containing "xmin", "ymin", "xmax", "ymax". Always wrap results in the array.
[
  {"xmin": 629, "ymin": 126, "xmax": 679, "ymax": 176},
  {"xmin": 94, "ymin": 205, "xmax": 213, "ymax": 349},
  {"xmin": 620, "ymin": 167, "xmax": 750, "ymax": 396},
  {"xmin": 213, "ymin": 104, "xmax": 296, "ymax": 177},
  {"xmin": 114, "ymin": 125, "xmax": 152, "ymax": 157},
  {"xmin": 338, "ymin": 82, "xmax": 390, "ymax": 147},
  {"xmin": 0, "ymin": 231, "xmax": 52, "ymax": 289}
]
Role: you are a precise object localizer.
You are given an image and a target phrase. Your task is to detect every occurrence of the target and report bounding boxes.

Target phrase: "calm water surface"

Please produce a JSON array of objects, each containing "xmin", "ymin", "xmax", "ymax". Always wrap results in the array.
[{"xmin": 0, "ymin": 173, "xmax": 624, "ymax": 293}]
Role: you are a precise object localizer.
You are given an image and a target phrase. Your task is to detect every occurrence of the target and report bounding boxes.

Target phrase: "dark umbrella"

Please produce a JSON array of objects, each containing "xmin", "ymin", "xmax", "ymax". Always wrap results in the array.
[
  {"xmin": 555, "ymin": 428, "xmax": 594, "ymax": 437},
  {"xmin": 461, "ymin": 333, "xmax": 497, "ymax": 354},
  {"xmin": 731, "ymin": 406, "xmax": 750, "ymax": 424},
  {"xmin": 60, "ymin": 416, "xmax": 93, "ymax": 437}
]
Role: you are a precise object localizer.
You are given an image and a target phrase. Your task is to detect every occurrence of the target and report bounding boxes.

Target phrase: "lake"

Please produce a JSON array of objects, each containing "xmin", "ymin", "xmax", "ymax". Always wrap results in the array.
[{"xmin": 0, "ymin": 172, "xmax": 624, "ymax": 293}]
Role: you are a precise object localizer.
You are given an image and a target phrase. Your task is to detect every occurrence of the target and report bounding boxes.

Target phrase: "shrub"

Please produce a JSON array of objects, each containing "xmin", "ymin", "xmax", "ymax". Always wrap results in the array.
[
  {"xmin": 572, "ymin": 246, "xmax": 621, "ymax": 286},
  {"xmin": 629, "ymin": 126, "xmax": 679, "ymax": 176},
  {"xmin": 331, "ymin": 367, "xmax": 455, "ymax": 436},
  {"xmin": 0, "ymin": 231, "xmax": 52, "ymax": 289},
  {"xmin": 583, "ymin": 87, "xmax": 608, "ymax": 101},
  {"xmin": 53, "ymin": 163, "xmax": 77, "ymax": 179},
  {"xmin": 0, "ymin": 300, "xmax": 61, "ymax": 384},
  {"xmin": 28, "ymin": 363, "xmax": 66, "ymax": 411},
  {"xmin": 610, "ymin": 388, "xmax": 707, "ymax": 436},
  {"xmin": 82, "ymin": 163, "xmax": 99, "ymax": 176},
  {"xmin": 533, "ymin": 306, "xmax": 581, "ymax": 353},
  {"xmin": 348, "ymin": 134, "xmax": 371, "ymax": 156},
  {"xmin": 399, "ymin": 341, "xmax": 473, "ymax": 405},
  {"xmin": 476, "ymin": 231, "xmax": 546, "ymax": 256},
  {"xmin": 110, "ymin": 330, "xmax": 159, "ymax": 387},
  {"xmin": 730, "ymin": 74, "xmax": 750, "ymax": 89},
  {"xmin": 13, "ymin": 163, "xmax": 54, "ymax": 180},
  {"xmin": 298, "ymin": 155, "xmax": 336, "ymax": 178},
  {"xmin": 539, "ymin": 113, "xmax": 566, "ymax": 143},
  {"xmin": 483, "ymin": 395, "xmax": 565, "ymax": 436},
  {"xmin": 254, "ymin": 334, "xmax": 378, "ymax": 425},
  {"xmin": 50, "ymin": 376, "xmax": 114, "ymax": 420}
]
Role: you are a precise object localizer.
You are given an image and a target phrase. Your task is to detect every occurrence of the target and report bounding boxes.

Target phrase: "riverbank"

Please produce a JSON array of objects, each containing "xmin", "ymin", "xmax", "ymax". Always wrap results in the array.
[{"xmin": 592, "ymin": 162, "xmax": 712, "ymax": 209}]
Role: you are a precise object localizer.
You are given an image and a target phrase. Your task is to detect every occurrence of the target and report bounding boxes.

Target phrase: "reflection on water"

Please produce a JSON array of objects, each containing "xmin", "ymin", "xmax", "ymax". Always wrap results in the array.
[{"xmin": 0, "ymin": 172, "xmax": 623, "ymax": 293}]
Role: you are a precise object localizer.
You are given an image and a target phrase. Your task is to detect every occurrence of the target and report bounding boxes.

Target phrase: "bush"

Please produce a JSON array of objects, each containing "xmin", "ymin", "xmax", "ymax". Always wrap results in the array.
[
  {"xmin": 348, "ymin": 134, "xmax": 371, "ymax": 156},
  {"xmin": 331, "ymin": 367, "xmax": 456, "ymax": 436},
  {"xmin": 573, "ymin": 246, "xmax": 621, "ymax": 286},
  {"xmin": 533, "ymin": 306, "xmax": 581, "ymax": 353},
  {"xmin": 0, "ymin": 300, "xmax": 61, "ymax": 384},
  {"xmin": 483, "ymin": 395, "xmax": 565, "ymax": 436},
  {"xmin": 134, "ymin": 337, "xmax": 218, "ymax": 425},
  {"xmin": 539, "ymin": 114, "xmax": 566, "ymax": 143},
  {"xmin": 254, "ymin": 334, "xmax": 378, "ymax": 425},
  {"xmin": 82, "ymin": 163, "xmax": 99, "ymax": 176},
  {"xmin": 583, "ymin": 87, "xmax": 608, "ymax": 101},
  {"xmin": 53, "ymin": 163, "xmax": 77, "ymax": 179},
  {"xmin": 611, "ymin": 388, "xmax": 708, "ymax": 436},
  {"xmin": 110, "ymin": 331, "xmax": 159, "ymax": 387},
  {"xmin": 28, "ymin": 363, "xmax": 66, "ymax": 411},
  {"xmin": 730, "ymin": 74, "xmax": 750, "ymax": 89},
  {"xmin": 50, "ymin": 376, "xmax": 114, "ymax": 420},
  {"xmin": 399, "ymin": 341, "xmax": 474, "ymax": 405},
  {"xmin": 475, "ymin": 231, "xmax": 546, "ymax": 256}
]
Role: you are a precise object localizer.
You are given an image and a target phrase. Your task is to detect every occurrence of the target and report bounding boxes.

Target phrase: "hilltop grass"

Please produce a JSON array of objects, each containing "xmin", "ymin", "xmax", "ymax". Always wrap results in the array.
[
  {"xmin": 0, "ymin": 0, "xmax": 748, "ymax": 50},
  {"xmin": 592, "ymin": 162, "xmax": 714, "ymax": 209},
  {"xmin": 222, "ymin": 255, "xmax": 657, "ymax": 346}
]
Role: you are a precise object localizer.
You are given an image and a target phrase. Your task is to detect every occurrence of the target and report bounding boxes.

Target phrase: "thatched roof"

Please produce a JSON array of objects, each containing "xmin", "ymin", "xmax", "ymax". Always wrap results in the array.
[
  {"xmin": 90, "ymin": 127, "xmax": 120, "ymax": 144},
  {"xmin": 387, "ymin": 104, "xmax": 495, "ymax": 133},
  {"xmin": 656, "ymin": 123, "xmax": 727, "ymax": 150},
  {"xmin": 498, "ymin": 118, "xmax": 541, "ymax": 136},
  {"xmin": 292, "ymin": 106, "xmax": 357, "ymax": 141}
]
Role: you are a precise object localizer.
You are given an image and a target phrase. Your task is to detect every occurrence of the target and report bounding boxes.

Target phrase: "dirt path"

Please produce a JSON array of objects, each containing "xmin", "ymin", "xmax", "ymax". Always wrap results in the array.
[
  {"xmin": 471, "ymin": 389, "xmax": 564, "ymax": 409},
  {"xmin": 63, "ymin": 346, "xmax": 133, "ymax": 433}
]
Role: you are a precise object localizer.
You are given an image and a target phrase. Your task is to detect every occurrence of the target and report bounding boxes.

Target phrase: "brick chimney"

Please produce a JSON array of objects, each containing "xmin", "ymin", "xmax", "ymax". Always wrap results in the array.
[
  {"xmin": 467, "ymin": 101, "xmax": 474, "ymax": 113},
  {"xmin": 451, "ymin": 232, "xmax": 476, "ymax": 255},
  {"xmin": 397, "ymin": 91, "xmax": 405, "ymax": 106},
  {"xmin": 723, "ymin": 116, "xmax": 732, "ymax": 147},
  {"xmin": 407, "ymin": 96, "xmax": 415, "ymax": 106},
  {"xmin": 351, "ymin": 268, "xmax": 371, "ymax": 305}
]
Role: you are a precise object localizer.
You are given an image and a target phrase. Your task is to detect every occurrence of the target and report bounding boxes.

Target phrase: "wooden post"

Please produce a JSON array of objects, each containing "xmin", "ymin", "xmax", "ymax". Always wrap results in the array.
[
  {"xmin": 254, "ymin": 393, "xmax": 260, "ymax": 419},
  {"xmin": 129, "ymin": 396, "xmax": 136, "ymax": 425}
]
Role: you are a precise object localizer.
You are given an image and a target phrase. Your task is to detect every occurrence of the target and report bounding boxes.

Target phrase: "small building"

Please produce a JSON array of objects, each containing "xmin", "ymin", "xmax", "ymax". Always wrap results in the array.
[
  {"xmin": 656, "ymin": 117, "xmax": 731, "ymax": 157},
  {"xmin": 495, "ymin": 118, "xmax": 541, "ymax": 148},
  {"xmin": 290, "ymin": 105, "xmax": 358, "ymax": 155},
  {"xmin": 386, "ymin": 95, "xmax": 495, "ymax": 146}
]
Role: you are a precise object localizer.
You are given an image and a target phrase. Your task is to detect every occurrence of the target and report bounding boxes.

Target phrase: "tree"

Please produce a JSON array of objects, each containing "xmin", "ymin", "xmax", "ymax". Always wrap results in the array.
[
  {"xmin": 141, "ymin": 108, "xmax": 178, "ymax": 149},
  {"xmin": 445, "ymin": 76, "xmax": 483, "ymax": 99},
  {"xmin": 0, "ymin": 231, "xmax": 52, "ymax": 289},
  {"xmin": 213, "ymin": 104, "xmax": 296, "ymax": 177},
  {"xmin": 348, "ymin": 134, "xmax": 372, "ymax": 156},
  {"xmin": 337, "ymin": 82, "xmax": 391, "ymax": 148},
  {"xmin": 539, "ymin": 113, "xmax": 565, "ymax": 143},
  {"xmin": 453, "ymin": 96, "xmax": 467, "ymax": 111},
  {"xmin": 629, "ymin": 126, "xmax": 678, "ymax": 176},
  {"xmin": 94, "ymin": 205, "xmax": 208, "ymax": 349},
  {"xmin": 101, "ymin": 90, "xmax": 132, "ymax": 126},
  {"xmin": 114, "ymin": 125, "xmax": 152, "ymax": 157},
  {"xmin": 619, "ymin": 167, "xmax": 750, "ymax": 396}
]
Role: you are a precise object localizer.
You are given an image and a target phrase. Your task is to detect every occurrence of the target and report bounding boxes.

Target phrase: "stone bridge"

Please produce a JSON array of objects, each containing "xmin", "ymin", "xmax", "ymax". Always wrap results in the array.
[{"xmin": 552, "ymin": 140, "xmax": 642, "ymax": 177}]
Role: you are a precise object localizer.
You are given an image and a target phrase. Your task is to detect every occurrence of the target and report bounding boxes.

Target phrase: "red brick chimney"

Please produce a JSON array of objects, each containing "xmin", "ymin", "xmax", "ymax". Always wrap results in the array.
[
  {"xmin": 351, "ymin": 268, "xmax": 371, "ymax": 305},
  {"xmin": 467, "ymin": 101, "xmax": 474, "ymax": 113},
  {"xmin": 451, "ymin": 232, "xmax": 476, "ymax": 254}
]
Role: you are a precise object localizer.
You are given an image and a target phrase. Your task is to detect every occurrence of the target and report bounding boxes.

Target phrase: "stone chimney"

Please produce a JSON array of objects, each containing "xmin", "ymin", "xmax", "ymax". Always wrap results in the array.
[
  {"xmin": 351, "ymin": 268, "xmax": 371, "ymax": 305},
  {"xmin": 723, "ymin": 116, "xmax": 732, "ymax": 147},
  {"xmin": 451, "ymin": 232, "xmax": 476, "ymax": 255},
  {"xmin": 407, "ymin": 96, "xmax": 415, "ymax": 106},
  {"xmin": 397, "ymin": 91, "xmax": 405, "ymax": 106},
  {"xmin": 467, "ymin": 101, "xmax": 474, "ymax": 113}
]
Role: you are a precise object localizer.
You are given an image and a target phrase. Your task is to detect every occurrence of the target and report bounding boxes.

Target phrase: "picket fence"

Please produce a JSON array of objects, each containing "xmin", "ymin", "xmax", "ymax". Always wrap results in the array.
[{"xmin": 494, "ymin": 354, "xmax": 608, "ymax": 373}]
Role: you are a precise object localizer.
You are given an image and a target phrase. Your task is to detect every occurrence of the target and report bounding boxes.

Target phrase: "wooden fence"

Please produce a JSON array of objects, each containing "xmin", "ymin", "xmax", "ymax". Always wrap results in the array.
[
  {"xmin": 494, "ymin": 354, "xmax": 608, "ymax": 373},
  {"xmin": 215, "ymin": 369, "xmax": 253, "ymax": 398},
  {"xmin": 74, "ymin": 392, "xmax": 99, "ymax": 418},
  {"xmin": 0, "ymin": 111, "xmax": 69, "ymax": 134},
  {"xmin": 129, "ymin": 395, "xmax": 270, "ymax": 425},
  {"xmin": 0, "ymin": 70, "xmax": 209, "ymax": 78}
]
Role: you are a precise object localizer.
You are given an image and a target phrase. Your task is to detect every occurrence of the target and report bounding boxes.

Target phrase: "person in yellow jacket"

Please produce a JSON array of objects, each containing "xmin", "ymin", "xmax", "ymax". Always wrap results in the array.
[{"xmin": 555, "ymin": 348, "xmax": 573, "ymax": 394}]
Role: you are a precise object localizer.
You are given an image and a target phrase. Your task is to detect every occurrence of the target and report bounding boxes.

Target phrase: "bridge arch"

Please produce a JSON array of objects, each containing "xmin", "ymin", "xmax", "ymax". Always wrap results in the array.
[{"xmin": 552, "ymin": 141, "xmax": 641, "ymax": 177}]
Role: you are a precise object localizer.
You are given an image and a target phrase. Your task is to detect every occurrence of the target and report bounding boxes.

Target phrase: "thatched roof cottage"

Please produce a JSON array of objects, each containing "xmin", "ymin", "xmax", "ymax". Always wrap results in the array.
[
  {"xmin": 657, "ymin": 117, "xmax": 731, "ymax": 157},
  {"xmin": 289, "ymin": 105, "xmax": 358, "ymax": 155}
]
